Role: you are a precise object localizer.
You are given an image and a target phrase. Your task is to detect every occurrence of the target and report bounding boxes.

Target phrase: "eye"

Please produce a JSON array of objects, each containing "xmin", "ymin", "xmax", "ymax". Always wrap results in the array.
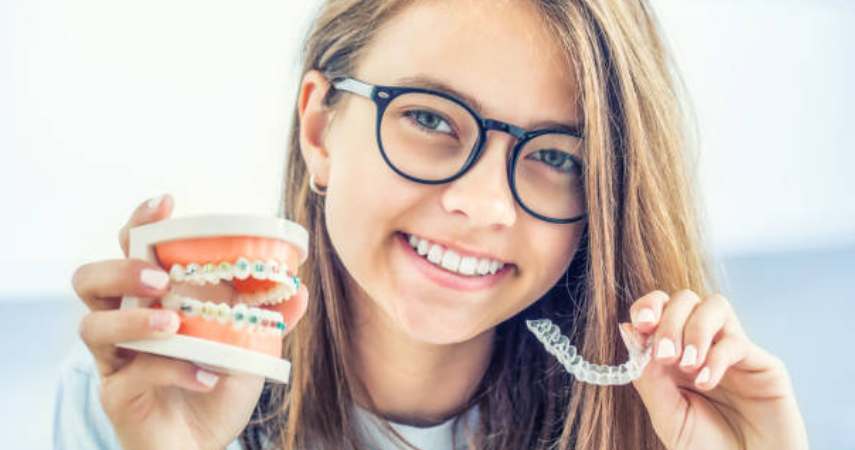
[
  {"xmin": 404, "ymin": 110, "xmax": 455, "ymax": 136},
  {"xmin": 527, "ymin": 149, "xmax": 578, "ymax": 174}
]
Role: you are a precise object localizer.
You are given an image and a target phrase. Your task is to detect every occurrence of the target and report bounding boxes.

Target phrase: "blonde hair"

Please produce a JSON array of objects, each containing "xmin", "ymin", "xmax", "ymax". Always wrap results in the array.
[{"xmin": 241, "ymin": 0, "xmax": 718, "ymax": 449}]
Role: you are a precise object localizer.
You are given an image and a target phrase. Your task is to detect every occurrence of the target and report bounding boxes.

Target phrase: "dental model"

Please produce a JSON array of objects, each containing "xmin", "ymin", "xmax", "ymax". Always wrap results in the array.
[
  {"xmin": 527, "ymin": 319, "xmax": 653, "ymax": 386},
  {"xmin": 118, "ymin": 214, "xmax": 309, "ymax": 384}
]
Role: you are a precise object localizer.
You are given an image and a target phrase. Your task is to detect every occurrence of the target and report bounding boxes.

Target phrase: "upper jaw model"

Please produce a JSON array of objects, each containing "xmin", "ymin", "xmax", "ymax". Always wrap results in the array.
[{"xmin": 118, "ymin": 215, "xmax": 309, "ymax": 384}]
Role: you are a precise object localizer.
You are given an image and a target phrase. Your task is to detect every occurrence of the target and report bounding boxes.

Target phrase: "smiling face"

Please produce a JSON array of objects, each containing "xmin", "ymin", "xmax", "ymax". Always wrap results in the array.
[{"xmin": 300, "ymin": 0, "xmax": 585, "ymax": 345}]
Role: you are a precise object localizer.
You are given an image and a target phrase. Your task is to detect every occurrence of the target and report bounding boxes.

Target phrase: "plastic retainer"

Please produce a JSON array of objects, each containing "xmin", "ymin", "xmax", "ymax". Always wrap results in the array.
[{"xmin": 526, "ymin": 319, "xmax": 653, "ymax": 386}]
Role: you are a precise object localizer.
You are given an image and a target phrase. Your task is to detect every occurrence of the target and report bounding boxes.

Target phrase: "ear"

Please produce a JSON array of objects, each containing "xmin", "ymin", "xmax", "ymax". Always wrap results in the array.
[{"xmin": 298, "ymin": 69, "xmax": 335, "ymax": 188}]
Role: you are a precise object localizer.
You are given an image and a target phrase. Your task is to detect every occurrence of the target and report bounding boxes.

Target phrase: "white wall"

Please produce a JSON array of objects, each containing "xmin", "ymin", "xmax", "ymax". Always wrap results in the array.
[
  {"xmin": 1, "ymin": 0, "xmax": 853, "ymax": 298},
  {"xmin": 652, "ymin": 0, "xmax": 855, "ymax": 254}
]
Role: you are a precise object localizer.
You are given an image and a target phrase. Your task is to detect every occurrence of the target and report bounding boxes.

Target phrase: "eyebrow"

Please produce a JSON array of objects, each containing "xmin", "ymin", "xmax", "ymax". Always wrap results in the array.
[{"xmin": 392, "ymin": 74, "xmax": 583, "ymax": 134}]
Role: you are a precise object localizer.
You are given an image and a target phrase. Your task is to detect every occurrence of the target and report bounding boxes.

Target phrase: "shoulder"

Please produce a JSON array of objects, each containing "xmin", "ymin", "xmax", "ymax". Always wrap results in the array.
[{"xmin": 53, "ymin": 339, "xmax": 122, "ymax": 450}]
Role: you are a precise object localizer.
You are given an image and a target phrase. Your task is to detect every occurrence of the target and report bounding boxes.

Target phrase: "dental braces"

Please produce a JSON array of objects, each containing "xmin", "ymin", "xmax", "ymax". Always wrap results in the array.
[
  {"xmin": 161, "ymin": 292, "xmax": 287, "ymax": 335},
  {"xmin": 168, "ymin": 258, "xmax": 301, "ymax": 288},
  {"xmin": 526, "ymin": 319, "xmax": 652, "ymax": 386}
]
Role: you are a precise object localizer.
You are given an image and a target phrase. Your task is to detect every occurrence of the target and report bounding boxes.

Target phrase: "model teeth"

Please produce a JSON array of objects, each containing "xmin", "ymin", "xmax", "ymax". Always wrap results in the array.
[
  {"xmin": 160, "ymin": 291, "xmax": 286, "ymax": 335},
  {"xmin": 234, "ymin": 257, "xmax": 251, "ymax": 280},
  {"xmin": 404, "ymin": 233, "xmax": 506, "ymax": 277},
  {"xmin": 167, "ymin": 258, "xmax": 299, "ymax": 287}
]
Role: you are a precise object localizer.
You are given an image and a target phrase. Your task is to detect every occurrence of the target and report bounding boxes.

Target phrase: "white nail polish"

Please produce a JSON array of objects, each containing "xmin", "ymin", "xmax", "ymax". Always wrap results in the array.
[
  {"xmin": 196, "ymin": 369, "xmax": 220, "ymax": 387},
  {"xmin": 636, "ymin": 308, "xmax": 656, "ymax": 324},
  {"xmin": 141, "ymin": 269, "xmax": 169, "ymax": 289},
  {"xmin": 680, "ymin": 345, "xmax": 698, "ymax": 367},
  {"xmin": 696, "ymin": 366, "xmax": 711, "ymax": 385},
  {"xmin": 656, "ymin": 338, "xmax": 675, "ymax": 359},
  {"xmin": 147, "ymin": 194, "xmax": 164, "ymax": 210}
]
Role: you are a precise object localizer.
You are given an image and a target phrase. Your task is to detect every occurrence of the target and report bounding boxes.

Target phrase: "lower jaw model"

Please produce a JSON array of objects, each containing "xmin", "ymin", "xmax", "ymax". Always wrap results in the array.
[{"xmin": 154, "ymin": 236, "xmax": 307, "ymax": 359}]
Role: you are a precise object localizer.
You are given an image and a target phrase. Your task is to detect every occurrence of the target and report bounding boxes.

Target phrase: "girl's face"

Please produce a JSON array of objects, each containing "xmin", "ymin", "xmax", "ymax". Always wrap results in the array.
[{"xmin": 304, "ymin": 0, "xmax": 585, "ymax": 344}]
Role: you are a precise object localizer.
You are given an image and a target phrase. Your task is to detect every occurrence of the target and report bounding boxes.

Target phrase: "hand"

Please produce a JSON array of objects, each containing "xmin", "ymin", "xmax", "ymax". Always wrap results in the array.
[
  {"xmin": 71, "ymin": 195, "xmax": 276, "ymax": 450},
  {"xmin": 627, "ymin": 290, "xmax": 808, "ymax": 450}
]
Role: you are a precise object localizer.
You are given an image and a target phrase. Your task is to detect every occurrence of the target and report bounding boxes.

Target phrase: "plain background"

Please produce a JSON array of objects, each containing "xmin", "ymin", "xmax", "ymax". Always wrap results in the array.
[{"xmin": 0, "ymin": 0, "xmax": 853, "ymax": 448}]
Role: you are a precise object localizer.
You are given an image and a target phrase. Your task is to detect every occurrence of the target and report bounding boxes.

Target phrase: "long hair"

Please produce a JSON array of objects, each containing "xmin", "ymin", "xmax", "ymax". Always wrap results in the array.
[{"xmin": 241, "ymin": 0, "xmax": 719, "ymax": 448}]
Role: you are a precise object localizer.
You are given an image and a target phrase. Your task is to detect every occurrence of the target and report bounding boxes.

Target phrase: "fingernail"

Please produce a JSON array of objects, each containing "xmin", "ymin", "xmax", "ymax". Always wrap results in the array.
[
  {"xmin": 656, "ymin": 338, "xmax": 676, "ymax": 359},
  {"xmin": 695, "ymin": 366, "xmax": 711, "ymax": 385},
  {"xmin": 680, "ymin": 345, "xmax": 698, "ymax": 367},
  {"xmin": 636, "ymin": 308, "xmax": 656, "ymax": 325},
  {"xmin": 196, "ymin": 369, "xmax": 220, "ymax": 387},
  {"xmin": 147, "ymin": 194, "xmax": 165, "ymax": 210},
  {"xmin": 149, "ymin": 310, "xmax": 178, "ymax": 332},
  {"xmin": 141, "ymin": 269, "xmax": 169, "ymax": 289}
]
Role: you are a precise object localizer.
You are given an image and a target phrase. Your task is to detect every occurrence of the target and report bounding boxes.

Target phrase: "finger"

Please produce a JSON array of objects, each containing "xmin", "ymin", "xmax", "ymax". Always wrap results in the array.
[
  {"xmin": 100, "ymin": 353, "xmax": 220, "ymax": 420},
  {"xmin": 628, "ymin": 290, "xmax": 670, "ymax": 334},
  {"xmin": 653, "ymin": 289, "xmax": 702, "ymax": 366},
  {"xmin": 118, "ymin": 194, "xmax": 174, "ymax": 258},
  {"xmin": 678, "ymin": 294, "xmax": 730, "ymax": 371},
  {"xmin": 630, "ymin": 349, "xmax": 686, "ymax": 445},
  {"xmin": 693, "ymin": 333, "xmax": 748, "ymax": 390},
  {"xmin": 79, "ymin": 308, "xmax": 181, "ymax": 377},
  {"xmin": 72, "ymin": 259, "xmax": 171, "ymax": 311}
]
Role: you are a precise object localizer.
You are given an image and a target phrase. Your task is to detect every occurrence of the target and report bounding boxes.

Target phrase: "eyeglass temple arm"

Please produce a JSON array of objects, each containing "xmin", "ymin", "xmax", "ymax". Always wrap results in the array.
[{"xmin": 331, "ymin": 77, "xmax": 374, "ymax": 99}]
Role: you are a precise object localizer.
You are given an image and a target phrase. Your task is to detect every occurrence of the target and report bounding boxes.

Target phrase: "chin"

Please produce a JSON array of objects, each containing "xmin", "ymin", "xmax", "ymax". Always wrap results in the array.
[{"xmin": 393, "ymin": 295, "xmax": 491, "ymax": 345}]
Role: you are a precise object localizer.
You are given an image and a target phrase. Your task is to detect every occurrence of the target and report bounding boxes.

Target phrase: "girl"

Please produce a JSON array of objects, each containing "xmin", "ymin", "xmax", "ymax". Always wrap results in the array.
[{"xmin": 65, "ymin": 0, "xmax": 808, "ymax": 449}]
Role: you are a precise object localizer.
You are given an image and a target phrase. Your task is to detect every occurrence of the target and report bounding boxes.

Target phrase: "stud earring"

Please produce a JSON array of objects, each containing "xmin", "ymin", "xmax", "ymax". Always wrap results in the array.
[{"xmin": 309, "ymin": 174, "xmax": 327, "ymax": 196}]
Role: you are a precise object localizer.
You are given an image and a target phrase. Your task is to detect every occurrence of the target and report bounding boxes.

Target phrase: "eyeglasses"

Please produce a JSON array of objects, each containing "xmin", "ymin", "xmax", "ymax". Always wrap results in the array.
[{"xmin": 327, "ymin": 75, "xmax": 587, "ymax": 224}]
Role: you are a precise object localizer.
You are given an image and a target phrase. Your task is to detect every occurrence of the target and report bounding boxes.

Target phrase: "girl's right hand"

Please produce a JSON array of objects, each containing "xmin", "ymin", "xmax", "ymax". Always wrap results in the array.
[{"xmin": 71, "ymin": 195, "xmax": 265, "ymax": 450}]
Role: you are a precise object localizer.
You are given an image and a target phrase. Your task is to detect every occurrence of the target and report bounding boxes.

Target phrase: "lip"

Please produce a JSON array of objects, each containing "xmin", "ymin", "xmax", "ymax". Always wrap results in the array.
[
  {"xmin": 395, "ymin": 232, "xmax": 513, "ymax": 292},
  {"xmin": 401, "ymin": 231, "xmax": 511, "ymax": 264}
]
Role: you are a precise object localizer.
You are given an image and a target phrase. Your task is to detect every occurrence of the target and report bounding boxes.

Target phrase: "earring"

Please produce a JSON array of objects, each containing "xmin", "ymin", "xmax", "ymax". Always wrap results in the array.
[{"xmin": 309, "ymin": 174, "xmax": 327, "ymax": 196}]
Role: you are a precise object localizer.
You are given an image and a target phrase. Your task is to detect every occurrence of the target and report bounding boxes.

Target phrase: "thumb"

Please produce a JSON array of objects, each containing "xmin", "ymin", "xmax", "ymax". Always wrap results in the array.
[{"xmin": 621, "ymin": 323, "xmax": 686, "ymax": 445}]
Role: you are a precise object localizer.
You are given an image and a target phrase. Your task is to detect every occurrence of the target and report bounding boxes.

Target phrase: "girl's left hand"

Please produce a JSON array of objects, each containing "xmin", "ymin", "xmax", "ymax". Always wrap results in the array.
[{"xmin": 627, "ymin": 290, "xmax": 809, "ymax": 450}]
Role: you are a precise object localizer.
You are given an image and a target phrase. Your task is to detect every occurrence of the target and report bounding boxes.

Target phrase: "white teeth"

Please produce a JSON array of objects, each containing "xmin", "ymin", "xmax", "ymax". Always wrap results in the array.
[
  {"xmin": 406, "ymin": 233, "xmax": 508, "ymax": 277},
  {"xmin": 169, "ymin": 264, "xmax": 185, "ymax": 282},
  {"xmin": 202, "ymin": 263, "xmax": 219, "ymax": 284},
  {"xmin": 251, "ymin": 259, "xmax": 267, "ymax": 280},
  {"xmin": 477, "ymin": 258, "xmax": 491, "ymax": 275},
  {"xmin": 459, "ymin": 256, "xmax": 477, "ymax": 275},
  {"xmin": 180, "ymin": 298, "xmax": 201, "ymax": 316},
  {"xmin": 232, "ymin": 303, "xmax": 248, "ymax": 328},
  {"xmin": 185, "ymin": 263, "xmax": 203, "ymax": 285},
  {"xmin": 214, "ymin": 303, "xmax": 230, "ymax": 323},
  {"xmin": 160, "ymin": 294, "xmax": 286, "ymax": 336},
  {"xmin": 234, "ymin": 257, "xmax": 251, "ymax": 280},
  {"xmin": 201, "ymin": 301, "xmax": 216, "ymax": 320},
  {"xmin": 440, "ymin": 250, "xmax": 461, "ymax": 272},
  {"xmin": 218, "ymin": 262, "xmax": 234, "ymax": 281},
  {"xmin": 416, "ymin": 238, "xmax": 429, "ymax": 256},
  {"xmin": 247, "ymin": 307, "xmax": 262, "ymax": 328},
  {"xmin": 161, "ymin": 291, "xmax": 183, "ymax": 310},
  {"xmin": 427, "ymin": 244, "xmax": 443, "ymax": 264},
  {"xmin": 489, "ymin": 260, "xmax": 499, "ymax": 275},
  {"xmin": 268, "ymin": 260, "xmax": 284, "ymax": 283},
  {"xmin": 168, "ymin": 258, "xmax": 301, "ymax": 292}
]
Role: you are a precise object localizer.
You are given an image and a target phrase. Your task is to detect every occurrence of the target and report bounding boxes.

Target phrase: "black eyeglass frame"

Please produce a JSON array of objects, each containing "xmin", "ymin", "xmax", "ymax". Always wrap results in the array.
[{"xmin": 328, "ymin": 75, "xmax": 588, "ymax": 224}]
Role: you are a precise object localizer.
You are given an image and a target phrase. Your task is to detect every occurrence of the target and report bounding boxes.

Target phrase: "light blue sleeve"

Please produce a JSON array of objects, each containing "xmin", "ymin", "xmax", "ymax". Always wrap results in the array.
[{"xmin": 53, "ymin": 339, "xmax": 244, "ymax": 450}]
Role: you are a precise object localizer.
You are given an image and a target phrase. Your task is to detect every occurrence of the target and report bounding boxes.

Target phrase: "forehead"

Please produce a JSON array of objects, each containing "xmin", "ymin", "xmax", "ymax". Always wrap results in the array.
[{"xmin": 354, "ymin": 0, "xmax": 582, "ymax": 130}]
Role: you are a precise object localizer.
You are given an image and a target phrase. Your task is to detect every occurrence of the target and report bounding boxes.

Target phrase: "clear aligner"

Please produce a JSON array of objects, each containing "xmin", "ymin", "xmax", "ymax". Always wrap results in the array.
[{"xmin": 526, "ymin": 319, "xmax": 652, "ymax": 386}]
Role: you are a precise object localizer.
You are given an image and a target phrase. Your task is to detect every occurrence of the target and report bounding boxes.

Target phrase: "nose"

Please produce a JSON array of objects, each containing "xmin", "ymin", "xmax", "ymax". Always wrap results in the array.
[{"xmin": 440, "ymin": 130, "xmax": 517, "ymax": 229}]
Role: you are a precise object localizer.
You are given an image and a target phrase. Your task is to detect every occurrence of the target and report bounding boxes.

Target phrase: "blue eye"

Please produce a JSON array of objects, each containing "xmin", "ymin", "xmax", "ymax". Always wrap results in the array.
[
  {"xmin": 405, "ymin": 110, "xmax": 454, "ymax": 135},
  {"xmin": 528, "ymin": 149, "xmax": 578, "ymax": 174}
]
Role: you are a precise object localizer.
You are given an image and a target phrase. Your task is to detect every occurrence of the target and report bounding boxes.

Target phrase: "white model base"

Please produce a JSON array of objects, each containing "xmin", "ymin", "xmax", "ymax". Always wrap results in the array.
[{"xmin": 117, "ymin": 334, "xmax": 291, "ymax": 384}]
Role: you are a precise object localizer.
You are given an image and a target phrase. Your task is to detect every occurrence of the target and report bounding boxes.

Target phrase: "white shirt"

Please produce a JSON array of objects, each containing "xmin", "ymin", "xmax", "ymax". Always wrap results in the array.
[{"xmin": 53, "ymin": 340, "xmax": 477, "ymax": 450}]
